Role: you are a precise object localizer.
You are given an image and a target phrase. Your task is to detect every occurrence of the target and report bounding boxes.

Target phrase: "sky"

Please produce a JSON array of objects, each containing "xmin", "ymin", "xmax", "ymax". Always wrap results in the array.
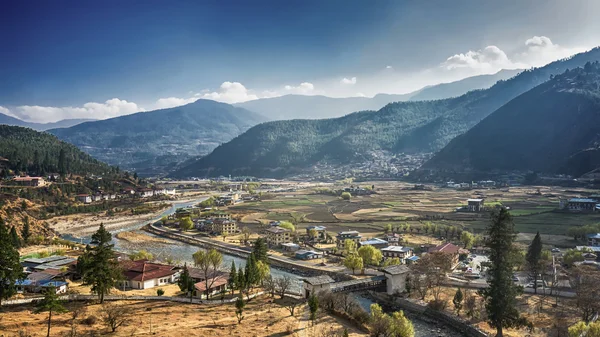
[{"xmin": 1, "ymin": 0, "xmax": 600, "ymax": 123}]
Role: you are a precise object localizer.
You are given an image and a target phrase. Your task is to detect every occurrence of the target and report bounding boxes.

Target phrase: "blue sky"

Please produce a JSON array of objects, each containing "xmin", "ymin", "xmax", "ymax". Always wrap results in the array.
[{"xmin": 1, "ymin": 0, "xmax": 600, "ymax": 122}]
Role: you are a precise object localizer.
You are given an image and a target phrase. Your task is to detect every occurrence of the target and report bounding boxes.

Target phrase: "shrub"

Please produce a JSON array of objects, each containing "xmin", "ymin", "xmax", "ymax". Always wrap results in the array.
[
  {"xmin": 156, "ymin": 288, "xmax": 165, "ymax": 296},
  {"xmin": 427, "ymin": 299, "xmax": 448, "ymax": 311},
  {"xmin": 83, "ymin": 315, "xmax": 97, "ymax": 326},
  {"xmin": 341, "ymin": 192, "xmax": 351, "ymax": 200}
]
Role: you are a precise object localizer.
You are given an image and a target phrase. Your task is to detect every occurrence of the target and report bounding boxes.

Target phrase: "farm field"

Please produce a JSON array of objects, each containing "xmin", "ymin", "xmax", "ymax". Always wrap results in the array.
[{"xmin": 226, "ymin": 181, "xmax": 600, "ymax": 247}]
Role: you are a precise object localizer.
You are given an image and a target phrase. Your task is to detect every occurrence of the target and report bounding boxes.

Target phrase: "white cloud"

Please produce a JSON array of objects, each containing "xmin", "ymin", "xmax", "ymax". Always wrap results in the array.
[
  {"xmin": 284, "ymin": 82, "xmax": 315, "ymax": 94},
  {"xmin": 443, "ymin": 45, "xmax": 514, "ymax": 72},
  {"xmin": 154, "ymin": 96, "xmax": 198, "ymax": 109},
  {"xmin": 0, "ymin": 106, "xmax": 20, "ymax": 119},
  {"xmin": 516, "ymin": 35, "xmax": 587, "ymax": 67},
  {"xmin": 4, "ymin": 98, "xmax": 144, "ymax": 123},
  {"xmin": 340, "ymin": 77, "xmax": 357, "ymax": 85},
  {"xmin": 198, "ymin": 81, "xmax": 258, "ymax": 104},
  {"xmin": 386, "ymin": 65, "xmax": 393, "ymax": 69}
]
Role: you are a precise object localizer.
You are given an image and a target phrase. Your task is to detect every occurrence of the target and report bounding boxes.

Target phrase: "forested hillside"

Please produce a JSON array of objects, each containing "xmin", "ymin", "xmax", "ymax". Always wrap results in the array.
[
  {"xmin": 49, "ymin": 99, "xmax": 266, "ymax": 175},
  {"xmin": 422, "ymin": 62, "xmax": 600, "ymax": 177},
  {"xmin": 0, "ymin": 125, "xmax": 112, "ymax": 177},
  {"xmin": 0, "ymin": 113, "xmax": 93, "ymax": 131},
  {"xmin": 172, "ymin": 47, "xmax": 600, "ymax": 178}
]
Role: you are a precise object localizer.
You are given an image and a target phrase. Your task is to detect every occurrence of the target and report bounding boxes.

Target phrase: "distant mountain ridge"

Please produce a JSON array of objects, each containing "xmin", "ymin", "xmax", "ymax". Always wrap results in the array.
[
  {"xmin": 171, "ymin": 47, "xmax": 600, "ymax": 178},
  {"xmin": 48, "ymin": 99, "xmax": 266, "ymax": 175},
  {"xmin": 422, "ymin": 62, "xmax": 600, "ymax": 178},
  {"xmin": 235, "ymin": 69, "xmax": 521, "ymax": 121},
  {"xmin": 0, "ymin": 113, "xmax": 94, "ymax": 131}
]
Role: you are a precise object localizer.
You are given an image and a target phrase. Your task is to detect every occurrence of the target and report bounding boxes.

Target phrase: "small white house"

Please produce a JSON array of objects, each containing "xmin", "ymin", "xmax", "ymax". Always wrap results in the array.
[
  {"xmin": 302, "ymin": 275, "xmax": 334, "ymax": 298},
  {"xmin": 382, "ymin": 265, "xmax": 410, "ymax": 295}
]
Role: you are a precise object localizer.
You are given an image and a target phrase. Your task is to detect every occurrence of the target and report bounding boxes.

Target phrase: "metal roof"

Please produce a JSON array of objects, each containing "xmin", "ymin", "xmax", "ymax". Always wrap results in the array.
[
  {"xmin": 382, "ymin": 264, "xmax": 410, "ymax": 275},
  {"xmin": 381, "ymin": 246, "xmax": 412, "ymax": 252},
  {"xmin": 360, "ymin": 238, "xmax": 388, "ymax": 245},
  {"xmin": 569, "ymin": 198, "xmax": 597, "ymax": 203},
  {"xmin": 302, "ymin": 275, "xmax": 334, "ymax": 285}
]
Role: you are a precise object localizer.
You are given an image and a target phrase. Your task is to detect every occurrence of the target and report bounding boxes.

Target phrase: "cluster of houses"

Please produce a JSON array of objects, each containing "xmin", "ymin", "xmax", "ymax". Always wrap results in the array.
[
  {"xmin": 16, "ymin": 255, "xmax": 77, "ymax": 294},
  {"xmin": 75, "ymin": 187, "xmax": 176, "ymax": 204},
  {"xmin": 445, "ymin": 180, "xmax": 496, "ymax": 189},
  {"xmin": 172, "ymin": 208, "xmax": 239, "ymax": 235},
  {"xmin": 560, "ymin": 197, "xmax": 600, "ymax": 212},
  {"xmin": 9, "ymin": 176, "xmax": 48, "ymax": 187}
]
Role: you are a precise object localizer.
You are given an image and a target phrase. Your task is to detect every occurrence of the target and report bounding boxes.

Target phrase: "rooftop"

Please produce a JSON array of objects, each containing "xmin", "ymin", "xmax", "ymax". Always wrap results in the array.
[
  {"xmin": 194, "ymin": 276, "xmax": 228, "ymax": 292},
  {"xmin": 381, "ymin": 246, "xmax": 412, "ymax": 253},
  {"xmin": 587, "ymin": 233, "xmax": 600, "ymax": 239},
  {"xmin": 577, "ymin": 246, "xmax": 600, "ymax": 253},
  {"xmin": 121, "ymin": 260, "xmax": 178, "ymax": 282},
  {"xmin": 337, "ymin": 231, "xmax": 361, "ymax": 236},
  {"xmin": 303, "ymin": 275, "xmax": 334, "ymax": 285},
  {"xmin": 307, "ymin": 226, "xmax": 327, "ymax": 231},
  {"xmin": 429, "ymin": 242, "xmax": 462, "ymax": 254},
  {"xmin": 467, "ymin": 198, "xmax": 484, "ymax": 202},
  {"xmin": 295, "ymin": 250, "xmax": 322, "ymax": 256},
  {"xmin": 265, "ymin": 226, "xmax": 290, "ymax": 234},
  {"xmin": 360, "ymin": 238, "xmax": 388, "ymax": 246},
  {"xmin": 382, "ymin": 264, "xmax": 410, "ymax": 275},
  {"xmin": 569, "ymin": 198, "xmax": 597, "ymax": 203}
]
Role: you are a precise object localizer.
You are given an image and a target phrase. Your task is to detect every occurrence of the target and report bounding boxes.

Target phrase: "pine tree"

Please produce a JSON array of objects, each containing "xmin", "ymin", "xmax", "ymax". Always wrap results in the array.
[
  {"xmin": 77, "ymin": 224, "xmax": 121, "ymax": 303},
  {"xmin": 236, "ymin": 266, "xmax": 245, "ymax": 295},
  {"xmin": 22, "ymin": 216, "xmax": 31, "ymax": 245},
  {"xmin": 228, "ymin": 261, "xmax": 237, "ymax": 295},
  {"xmin": 253, "ymin": 238, "xmax": 269, "ymax": 263},
  {"xmin": 526, "ymin": 232, "xmax": 543, "ymax": 294},
  {"xmin": 177, "ymin": 264, "xmax": 195, "ymax": 303},
  {"xmin": 0, "ymin": 218, "xmax": 24, "ymax": 305},
  {"xmin": 35, "ymin": 286, "xmax": 68, "ymax": 337},
  {"xmin": 479, "ymin": 208, "xmax": 529, "ymax": 337},
  {"xmin": 308, "ymin": 293, "xmax": 319, "ymax": 325},
  {"xmin": 58, "ymin": 148, "xmax": 67, "ymax": 175},
  {"xmin": 245, "ymin": 253, "xmax": 258, "ymax": 288},
  {"xmin": 453, "ymin": 288, "xmax": 464, "ymax": 316},
  {"xmin": 10, "ymin": 226, "xmax": 21, "ymax": 249}
]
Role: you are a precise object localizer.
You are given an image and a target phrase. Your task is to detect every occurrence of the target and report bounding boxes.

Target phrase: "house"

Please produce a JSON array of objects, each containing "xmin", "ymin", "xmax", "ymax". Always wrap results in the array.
[
  {"xmin": 76, "ymin": 194, "xmax": 92, "ymax": 203},
  {"xmin": 336, "ymin": 231, "xmax": 362, "ymax": 249},
  {"xmin": 568, "ymin": 198, "xmax": 598, "ymax": 211},
  {"xmin": 119, "ymin": 260, "xmax": 180, "ymax": 290},
  {"xmin": 210, "ymin": 219, "xmax": 238, "ymax": 234},
  {"xmin": 22, "ymin": 256, "xmax": 77, "ymax": 274},
  {"xmin": 382, "ymin": 265, "xmax": 410, "ymax": 295},
  {"xmin": 428, "ymin": 242, "xmax": 467, "ymax": 266},
  {"xmin": 194, "ymin": 276, "xmax": 229, "ymax": 299},
  {"xmin": 265, "ymin": 226, "xmax": 292, "ymax": 246},
  {"xmin": 12, "ymin": 176, "xmax": 46, "ymax": 187},
  {"xmin": 295, "ymin": 250, "xmax": 324, "ymax": 260},
  {"xmin": 385, "ymin": 233, "xmax": 402, "ymax": 246},
  {"xmin": 587, "ymin": 233, "xmax": 600, "ymax": 247},
  {"xmin": 359, "ymin": 238, "xmax": 389, "ymax": 249},
  {"xmin": 302, "ymin": 275, "xmax": 334, "ymax": 298},
  {"xmin": 47, "ymin": 173, "xmax": 60, "ymax": 181},
  {"xmin": 91, "ymin": 194, "xmax": 103, "ymax": 202},
  {"xmin": 406, "ymin": 255, "xmax": 420, "ymax": 264},
  {"xmin": 306, "ymin": 226, "xmax": 327, "ymax": 241},
  {"xmin": 381, "ymin": 246, "xmax": 413, "ymax": 264},
  {"xmin": 15, "ymin": 279, "xmax": 68, "ymax": 294},
  {"xmin": 282, "ymin": 242, "xmax": 301, "ymax": 252},
  {"xmin": 138, "ymin": 189, "xmax": 154, "ymax": 198},
  {"xmin": 467, "ymin": 199, "xmax": 484, "ymax": 212}
]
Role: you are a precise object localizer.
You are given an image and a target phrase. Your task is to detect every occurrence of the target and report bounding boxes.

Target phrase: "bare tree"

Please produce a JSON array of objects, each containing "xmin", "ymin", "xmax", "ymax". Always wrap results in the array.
[
  {"xmin": 275, "ymin": 275, "xmax": 292, "ymax": 299},
  {"xmin": 278, "ymin": 296, "xmax": 305, "ymax": 316},
  {"xmin": 101, "ymin": 303, "xmax": 131, "ymax": 333},
  {"xmin": 193, "ymin": 249, "xmax": 224, "ymax": 299},
  {"xmin": 263, "ymin": 275, "xmax": 276, "ymax": 298},
  {"xmin": 570, "ymin": 265, "xmax": 600, "ymax": 323}
]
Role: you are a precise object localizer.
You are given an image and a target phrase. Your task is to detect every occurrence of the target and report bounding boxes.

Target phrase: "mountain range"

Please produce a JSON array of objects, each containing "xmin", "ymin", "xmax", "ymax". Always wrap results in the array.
[
  {"xmin": 170, "ymin": 47, "xmax": 600, "ymax": 178},
  {"xmin": 48, "ymin": 100, "xmax": 266, "ymax": 175},
  {"xmin": 421, "ymin": 62, "xmax": 600, "ymax": 178},
  {"xmin": 235, "ymin": 69, "xmax": 520, "ymax": 120},
  {"xmin": 0, "ymin": 113, "xmax": 94, "ymax": 131}
]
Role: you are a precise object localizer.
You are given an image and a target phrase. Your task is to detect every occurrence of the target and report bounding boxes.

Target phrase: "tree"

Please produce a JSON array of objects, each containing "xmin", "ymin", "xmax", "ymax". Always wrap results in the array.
[
  {"xmin": 281, "ymin": 296, "xmax": 303, "ymax": 316},
  {"xmin": 236, "ymin": 266, "xmax": 246, "ymax": 295},
  {"xmin": 177, "ymin": 264, "xmax": 196, "ymax": 303},
  {"xmin": 343, "ymin": 239, "xmax": 357, "ymax": 255},
  {"xmin": 465, "ymin": 291, "xmax": 479, "ymax": 320},
  {"xmin": 58, "ymin": 148, "xmax": 67, "ymax": 175},
  {"xmin": 569, "ymin": 321, "xmax": 600, "ymax": 337},
  {"xmin": 179, "ymin": 217, "xmax": 193, "ymax": 231},
  {"xmin": 264, "ymin": 275, "xmax": 276, "ymax": 297},
  {"xmin": 101, "ymin": 302, "xmax": 131, "ymax": 332},
  {"xmin": 308, "ymin": 228, "xmax": 318, "ymax": 240},
  {"xmin": 479, "ymin": 208, "xmax": 528, "ymax": 337},
  {"xmin": 228, "ymin": 261, "xmax": 237, "ymax": 294},
  {"xmin": 34, "ymin": 286, "xmax": 68, "ymax": 337},
  {"xmin": 77, "ymin": 224, "xmax": 121, "ymax": 303},
  {"xmin": 193, "ymin": 248, "xmax": 223, "ymax": 299},
  {"xmin": 563, "ymin": 249, "xmax": 585, "ymax": 267},
  {"xmin": 256, "ymin": 260, "xmax": 270, "ymax": 286},
  {"xmin": 453, "ymin": 288, "xmax": 464, "ymax": 316},
  {"xmin": 390, "ymin": 310, "xmax": 415, "ymax": 337},
  {"xmin": 221, "ymin": 230, "xmax": 228, "ymax": 242},
  {"xmin": 235, "ymin": 296, "xmax": 245, "ymax": 324},
  {"xmin": 383, "ymin": 257, "xmax": 401, "ymax": 267},
  {"xmin": 244, "ymin": 253, "xmax": 259, "ymax": 290},
  {"xmin": 10, "ymin": 226, "xmax": 21, "ymax": 249},
  {"xmin": 461, "ymin": 231, "xmax": 475, "ymax": 249},
  {"xmin": 161, "ymin": 216, "xmax": 168, "ymax": 225},
  {"xmin": 279, "ymin": 221, "xmax": 295, "ymax": 232},
  {"xmin": 369, "ymin": 303, "xmax": 414, "ymax": 337},
  {"xmin": 275, "ymin": 275, "xmax": 292, "ymax": 299},
  {"xmin": 384, "ymin": 224, "xmax": 393, "ymax": 234},
  {"xmin": 343, "ymin": 253, "xmax": 363, "ymax": 275},
  {"xmin": 241, "ymin": 226, "xmax": 251, "ymax": 244},
  {"xmin": 129, "ymin": 249, "xmax": 153, "ymax": 261},
  {"xmin": 308, "ymin": 293, "xmax": 319, "ymax": 325},
  {"xmin": 357, "ymin": 245, "xmax": 383, "ymax": 269},
  {"xmin": 571, "ymin": 266, "xmax": 600, "ymax": 323},
  {"xmin": 253, "ymin": 238, "xmax": 269, "ymax": 263},
  {"xmin": 409, "ymin": 252, "xmax": 452, "ymax": 301},
  {"xmin": 21, "ymin": 216, "xmax": 31, "ymax": 245},
  {"xmin": 525, "ymin": 232, "xmax": 543, "ymax": 294},
  {"xmin": 156, "ymin": 288, "xmax": 165, "ymax": 296},
  {"xmin": 341, "ymin": 192, "xmax": 351, "ymax": 200}
]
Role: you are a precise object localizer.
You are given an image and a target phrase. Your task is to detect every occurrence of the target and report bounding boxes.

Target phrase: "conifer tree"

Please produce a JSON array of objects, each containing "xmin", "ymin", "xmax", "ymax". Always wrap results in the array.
[
  {"xmin": 526, "ymin": 231, "xmax": 543, "ymax": 294},
  {"xmin": 228, "ymin": 261, "xmax": 237, "ymax": 294},
  {"xmin": 177, "ymin": 264, "xmax": 195, "ymax": 303},
  {"xmin": 22, "ymin": 216, "xmax": 31, "ymax": 245},
  {"xmin": 253, "ymin": 238, "xmax": 269, "ymax": 263},
  {"xmin": 0, "ymin": 218, "xmax": 24, "ymax": 305},
  {"xmin": 35, "ymin": 286, "xmax": 68, "ymax": 337},
  {"xmin": 10, "ymin": 226, "xmax": 21, "ymax": 249}
]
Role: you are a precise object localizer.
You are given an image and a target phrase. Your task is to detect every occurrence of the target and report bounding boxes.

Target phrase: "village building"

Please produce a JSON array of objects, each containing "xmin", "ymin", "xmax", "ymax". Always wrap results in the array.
[
  {"xmin": 281, "ymin": 242, "xmax": 301, "ymax": 252},
  {"xmin": 210, "ymin": 219, "xmax": 238, "ymax": 234},
  {"xmin": 359, "ymin": 238, "xmax": 389, "ymax": 249},
  {"xmin": 76, "ymin": 194, "xmax": 92, "ymax": 203},
  {"xmin": 21, "ymin": 255, "xmax": 77, "ymax": 274},
  {"xmin": 587, "ymin": 233, "xmax": 600, "ymax": 246},
  {"xmin": 381, "ymin": 246, "xmax": 414, "ymax": 264},
  {"xmin": 91, "ymin": 194, "xmax": 103, "ymax": 202},
  {"xmin": 119, "ymin": 260, "xmax": 180, "ymax": 290},
  {"xmin": 336, "ymin": 231, "xmax": 362, "ymax": 249},
  {"xmin": 567, "ymin": 198, "xmax": 599, "ymax": 211},
  {"xmin": 12, "ymin": 176, "xmax": 46, "ymax": 187},
  {"xmin": 294, "ymin": 250, "xmax": 324, "ymax": 260},
  {"xmin": 406, "ymin": 255, "xmax": 420, "ymax": 264},
  {"xmin": 265, "ymin": 226, "xmax": 292, "ymax": 247},
  {"xmin": 467, "ymin": 198, "xmax": 484, "ymax": 212},
  {"xmin": 193, "ymin": 276, "xmax": 229, "ymax": 299},
  {"xmin": 138, "ymin": 188, "xmax": 154, "ymax": 198},
  {"xmin": 428, "ymin": 242, "xmax": 467, "ymax": 266},
  {"xmin": 302, "ymin": 275, "xmax": 334, "ymax": 298},
  {"xmin": 306, "ymin": 226, "xmax": 327, "ymax": 241},
  {"xmin": 385, "ymin": 233, "xmax": 403, "ymax": 246},
  {"xmin": 382, "ymin": 265, "xmax": 410, "ymax": 295}
]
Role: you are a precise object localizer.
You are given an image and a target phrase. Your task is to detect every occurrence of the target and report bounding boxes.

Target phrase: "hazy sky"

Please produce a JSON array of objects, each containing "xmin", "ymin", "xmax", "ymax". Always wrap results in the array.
[{"xmin": 2, "ymin": 0, "xmax": 600, "ymax": 123}]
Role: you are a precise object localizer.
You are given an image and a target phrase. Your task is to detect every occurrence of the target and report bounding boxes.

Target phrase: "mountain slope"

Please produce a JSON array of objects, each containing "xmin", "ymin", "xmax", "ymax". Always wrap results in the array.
[
  {"xmin": 408, "ymin": 69, "xmax": 521, "ymax": 101},
  {"xmin": 0, "ymin": 125, "xmax": 111, "ymax": 175},
  {"xmin": 172, "ymin": 47, "xmax": 600, "ymax": 178},
  {"xmin": 0, "ymin": 113, "xmax": 94, "ymax": 131},
  {"xmin": 422, "ymin": 62, "xmax": 600, "ymax": 177},
  {"xmin": 48, "ymin": 100, "xmax": 266, "ymax": 174}
]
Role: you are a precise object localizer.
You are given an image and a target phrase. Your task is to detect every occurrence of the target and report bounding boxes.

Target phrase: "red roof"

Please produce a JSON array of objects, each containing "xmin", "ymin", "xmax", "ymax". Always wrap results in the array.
[
  {"xmin": 14, "ymin": 176, "xmax": 43, "ymax": 181},
  {"xmin": 194, "ymin": 276, "xmax": 228, "ymax": 292},
  {"xmin": 429, "ymin": 243, "xmax": 461, "ymax": 254},
  {"xmin": 121, "ymin": 260, "xmax": 177, "ymax": 282}
]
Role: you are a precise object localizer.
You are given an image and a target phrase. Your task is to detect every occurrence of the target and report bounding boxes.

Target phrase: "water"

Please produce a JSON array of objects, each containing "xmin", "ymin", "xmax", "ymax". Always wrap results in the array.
[
  {"xmin": 61, "ymin": 197, "xmax": 303, "ymax": 292},
  {"xmin": 350, "ymin": 293, "xmax": 468, "ymax": 337}
]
